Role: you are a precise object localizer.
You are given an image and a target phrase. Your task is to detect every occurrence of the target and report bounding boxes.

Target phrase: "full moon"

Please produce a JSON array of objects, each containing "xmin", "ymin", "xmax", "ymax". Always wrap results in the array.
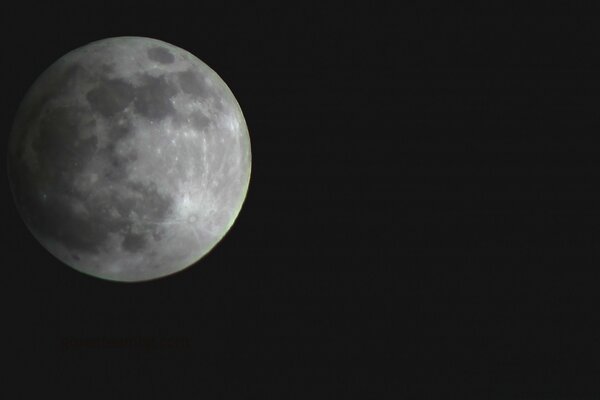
[{"xmin": 7, "ymin": 37, "xmax": 251, "ymax": 282}]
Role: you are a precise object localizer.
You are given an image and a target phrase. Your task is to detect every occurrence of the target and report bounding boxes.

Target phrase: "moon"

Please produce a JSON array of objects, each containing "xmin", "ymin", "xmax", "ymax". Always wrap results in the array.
[{"xmin": 7, "ymin": 37, "xmax": 251, "ymax": 282}]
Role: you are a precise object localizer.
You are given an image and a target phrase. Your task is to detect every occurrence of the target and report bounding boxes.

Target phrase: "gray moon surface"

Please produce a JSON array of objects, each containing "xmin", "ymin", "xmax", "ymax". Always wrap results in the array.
[{"xmin": 7, "ymin": 37, "xmax": 251, "ymax": 282}]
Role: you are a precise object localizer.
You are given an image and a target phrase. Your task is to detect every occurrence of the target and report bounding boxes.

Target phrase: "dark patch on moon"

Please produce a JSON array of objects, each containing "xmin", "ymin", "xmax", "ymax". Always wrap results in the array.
[
  {"xmin": 147, "ymin": 46, "xmax": 175, "ymax": 64},
  {"xmin": 26, "ymin": 178, "xmax": 174, "ymax": 254},
  {"xmin": 125, "ymin": 181, "xmax": 173, "ymax": 221},
  {"xmin": 190, "ymin": 112, "xmax": 211, "ymax": 130},
  {"xmin": 101, "ymin": 63, "xmax": 114, "ymax": 74},
  {"xmin": 102, "ymin": 154, "xmax": 131, "ymax": 181},
  {"xmin": 34, "ymin": 106, "xmax": 98, "ymax": 183},
  {"xmin": 60, "ymin": 63, "xmax": 89, "ymax": 90},
  {"xmin": 15, "ymin": 97, "xmax": 174, "ymax": 254},
  {"xmin": 122, "ymin": 231, "xmax": 147, "ymax": 252},
  {"xmin": 11, "ymin": 63, "xmax": 88, "ymax": 162},
  {"xmin": 112, "ymin": 195, "xmax": 136, "ymax": 218},
  {"xmin": 107, "ymin": 120, "xmax": 135, "ymax": 142},
  {"xmin": 25, "ymin": 189, "xmax": 131, "ymax": 254},
  {"xmin": 177, "ymin": 69, "xmax": 210, "ymax": 97},
  {"xmin": 152, "ymin": 227, "xmax": 165, "ymax": 241},
  {"xmin": 133, "ymin": 74, "xmax": 178, "ymax": 121},
  {"xmin": 100, "ymin": 122, "xmax": 138, "ymax": 181},
  {"xmin": 86, "ymin": 78, "xmax": 135, "ymax": 117}
]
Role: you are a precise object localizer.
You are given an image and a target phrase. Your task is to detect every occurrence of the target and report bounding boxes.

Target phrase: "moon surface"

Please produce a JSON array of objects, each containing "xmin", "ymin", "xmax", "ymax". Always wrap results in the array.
[{"xmin": 7, "ymin": 37, "xmax": 251, "ymax": 282}]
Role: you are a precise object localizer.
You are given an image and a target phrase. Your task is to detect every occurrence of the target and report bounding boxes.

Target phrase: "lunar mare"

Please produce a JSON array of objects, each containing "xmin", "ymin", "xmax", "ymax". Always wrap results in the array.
[{"xmin": 7, "ymin": 37, "xmax": 251, "ymax": 282}]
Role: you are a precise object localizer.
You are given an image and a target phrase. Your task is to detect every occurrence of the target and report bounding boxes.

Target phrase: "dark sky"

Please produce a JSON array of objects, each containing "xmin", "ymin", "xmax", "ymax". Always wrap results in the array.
[{"xmin": 3, "ymin": 2, "xmax": 600, "ymax": 398}]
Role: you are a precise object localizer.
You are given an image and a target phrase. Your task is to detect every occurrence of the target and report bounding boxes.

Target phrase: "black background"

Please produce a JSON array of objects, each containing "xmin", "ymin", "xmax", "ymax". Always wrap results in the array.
[{"xmin": 3, "ymin": 2, "xmax": 600, "ymax": 398}]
